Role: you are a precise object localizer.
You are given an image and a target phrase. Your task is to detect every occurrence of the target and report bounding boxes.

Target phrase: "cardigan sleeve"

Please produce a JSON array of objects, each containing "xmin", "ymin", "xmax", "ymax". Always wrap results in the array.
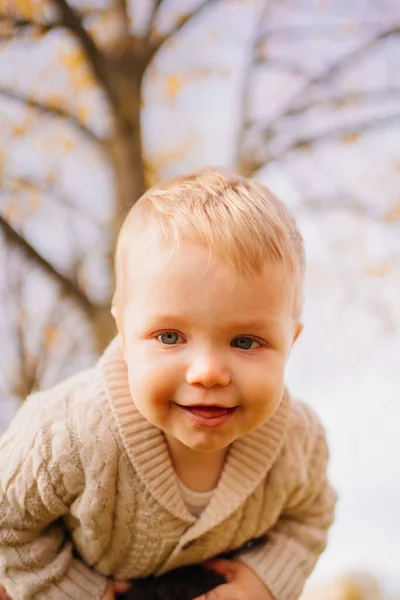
[
  {"xmin": 0, "ymin": 390, "xmax": 108, "ymax": 600},
  {"xmin": 237, "ymin": 414, "xmax": 337, "ymax": 600}
]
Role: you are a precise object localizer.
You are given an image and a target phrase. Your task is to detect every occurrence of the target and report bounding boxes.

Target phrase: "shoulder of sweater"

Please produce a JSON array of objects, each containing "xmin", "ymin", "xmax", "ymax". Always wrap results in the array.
[
  {"xmin": 287, "ymin": 397, "xmax": 325, "ymax": 433},
  {"xmin": 21, "ymin": 366, "xmax": 98, "ymax": 418},
  {"xmin": 0, "ymin": 369, "xmax": 98, "ymax": 498},
  {"xmin": 285, "ymin": 396, "xmax": 328, "ymax": 457},
  {"xmin": 3, "ymin": 364, "xmax": 120, "ymax": 485},
  {"xmin": 8, "ymin": 364, "xmax": 115, "ymax": 451}
]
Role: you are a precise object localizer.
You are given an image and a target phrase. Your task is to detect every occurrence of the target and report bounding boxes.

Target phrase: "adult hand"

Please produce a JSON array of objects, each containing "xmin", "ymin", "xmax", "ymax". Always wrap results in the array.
[
  {"xmin": 0, "ymin": 585, "xmax": 12, "ymax": 600},
  {"xmin": 101, "ymin": 579, "xmax": 132, "ymax": 600},
  {"xmin": 192, "ymin": 559, "xmax": 275, "ymax": 600}
]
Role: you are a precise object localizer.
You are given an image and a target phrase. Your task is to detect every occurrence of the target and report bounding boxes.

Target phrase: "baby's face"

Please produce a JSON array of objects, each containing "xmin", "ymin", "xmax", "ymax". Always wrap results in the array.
[{"xmin": 117, "ymin": 237, "xmax": 301, "ymax": 455}]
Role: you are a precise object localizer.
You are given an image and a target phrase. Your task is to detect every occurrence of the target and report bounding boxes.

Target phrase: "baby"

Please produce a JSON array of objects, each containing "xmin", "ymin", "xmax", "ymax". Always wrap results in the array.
[{"xmin": 0, "ymin": 168, "xmax": 337, "ymax": 600}]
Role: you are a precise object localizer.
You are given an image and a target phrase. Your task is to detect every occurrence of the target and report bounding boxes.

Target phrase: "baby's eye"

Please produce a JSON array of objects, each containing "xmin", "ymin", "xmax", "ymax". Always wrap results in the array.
[
  {"xmin": 231, "ymin": 337, "xmax": 260, "ymax": 350},
  {"xmin": 157, "ymin": 332, "xmax": 184, "ymax": 345}
]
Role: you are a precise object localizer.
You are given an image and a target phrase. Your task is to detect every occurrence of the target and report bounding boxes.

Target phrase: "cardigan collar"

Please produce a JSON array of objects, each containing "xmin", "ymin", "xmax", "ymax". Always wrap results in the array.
[{"xmin": 98, "ymin": 336, "xmax": 291, "ymax": 536}]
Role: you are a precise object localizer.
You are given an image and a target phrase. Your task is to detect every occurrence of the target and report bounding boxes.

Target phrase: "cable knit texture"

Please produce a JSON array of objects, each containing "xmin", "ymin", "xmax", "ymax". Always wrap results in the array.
[{"xmin": 0, "ymin": 336, "xmax": 337, "ymax": 600}]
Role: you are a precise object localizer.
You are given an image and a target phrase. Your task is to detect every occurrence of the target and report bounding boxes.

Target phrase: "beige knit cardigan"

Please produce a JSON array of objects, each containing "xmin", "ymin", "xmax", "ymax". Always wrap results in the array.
[{"xmin": 0, "ymin": 337, "xmax": 337, "ymax": 600}]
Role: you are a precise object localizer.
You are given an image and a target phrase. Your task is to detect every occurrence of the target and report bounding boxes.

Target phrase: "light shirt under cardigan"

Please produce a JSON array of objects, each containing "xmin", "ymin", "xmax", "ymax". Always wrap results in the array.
[
  {"xmin": 176, "ymin": 477, "xmax": 214, "ymax": 518},
  {"xmin": 0, "ymin": 336, "xmax": 337, "ymax": 600}
]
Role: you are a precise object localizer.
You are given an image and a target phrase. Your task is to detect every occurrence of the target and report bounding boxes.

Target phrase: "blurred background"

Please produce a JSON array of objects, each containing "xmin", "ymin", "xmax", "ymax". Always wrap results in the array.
[{"xmin": 0, "ymin": 0, "xmax": 399, "ymax": 597}]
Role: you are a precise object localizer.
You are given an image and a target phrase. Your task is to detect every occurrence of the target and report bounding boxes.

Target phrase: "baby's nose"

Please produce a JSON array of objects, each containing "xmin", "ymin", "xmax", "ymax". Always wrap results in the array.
[{"xmin": 186, "ymin": 353, "xmax": 231, "ymax": 387}]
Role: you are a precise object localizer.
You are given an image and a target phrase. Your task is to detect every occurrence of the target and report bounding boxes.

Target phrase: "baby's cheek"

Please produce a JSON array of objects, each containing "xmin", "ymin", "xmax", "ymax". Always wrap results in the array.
[
  {"xmin": 133, "ymin": 367, "xmax": 178, "ymax": 407},
  {"xmin": 249, "ymin": 367, "xmax": 283, "ymax": 398}
]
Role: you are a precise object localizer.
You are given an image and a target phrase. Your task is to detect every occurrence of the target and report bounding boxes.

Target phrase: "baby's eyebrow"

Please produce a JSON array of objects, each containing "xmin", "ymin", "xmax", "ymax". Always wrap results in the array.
[
  {"xmin": 223, "ymin": 319, "xmax": 281, "ymax": 332},
  {"xmin": 145, "ymin": 313, "xmax": 192, "ymax": 326},
  {"xmin": 147, "ymin": 314, "xmax": 281, "ymax": 332}
]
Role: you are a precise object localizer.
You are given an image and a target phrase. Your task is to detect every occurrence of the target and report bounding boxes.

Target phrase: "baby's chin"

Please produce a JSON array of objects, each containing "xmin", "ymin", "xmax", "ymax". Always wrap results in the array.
[
  {"xmin": 136, "ymin": 409, "xmax": 238, "ymax": 453},
  {"xmin": 170, "ymin": 428, "xmax": 236, "ymax": 454}
]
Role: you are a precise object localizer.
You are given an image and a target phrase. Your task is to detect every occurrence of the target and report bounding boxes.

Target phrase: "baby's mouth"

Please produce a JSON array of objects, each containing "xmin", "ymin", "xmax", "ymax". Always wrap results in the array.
[
  {"xmin": 183, "ymin": 406, "xmax": 236, "ymax": 419},
  {"xmin": 176, "ymin": 404, "xmax": 238, "ymax": 428}
]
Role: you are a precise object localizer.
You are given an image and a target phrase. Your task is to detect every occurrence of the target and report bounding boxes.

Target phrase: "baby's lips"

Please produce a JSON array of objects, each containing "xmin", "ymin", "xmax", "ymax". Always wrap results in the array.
[{"xmin": 187, "ymin": 406, "xmax": 234, "ymax": 419}]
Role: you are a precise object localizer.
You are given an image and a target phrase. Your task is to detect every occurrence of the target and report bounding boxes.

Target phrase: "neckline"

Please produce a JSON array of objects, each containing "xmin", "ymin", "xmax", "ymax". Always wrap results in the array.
[{"xmin": 176, "ymin": 476, "xmax": 216, "ymax": 498}]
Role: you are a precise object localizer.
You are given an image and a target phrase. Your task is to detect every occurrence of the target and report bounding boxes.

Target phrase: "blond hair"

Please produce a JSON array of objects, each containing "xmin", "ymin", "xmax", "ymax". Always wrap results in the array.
[{"xmin": 113, "ymin": 168, "xmax": 305, "ymax": 317}]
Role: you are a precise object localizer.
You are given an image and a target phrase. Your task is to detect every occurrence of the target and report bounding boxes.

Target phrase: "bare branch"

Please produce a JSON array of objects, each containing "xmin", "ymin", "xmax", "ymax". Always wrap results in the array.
[
  {"xmin": 0, "ymin": 86, "xmax": 104, "ymax": 146},
  {"xmin": 149, "ymin": 0, "xmax": 215, "ymax": 53},
  {"xmin": 235, "ymin": 1, "xmax": 283, "ymax": 172},
  {"xmin": 254, "ymin": 56, "xmax": 306, "ymax": 76},
  {"xmin": 114, "ymin": 0, "xmax": 130, "ymax": 43},
  {"xmin": 243, "ymin": 25, "xmax": 400, "ymax": 175},
  {"xmin": 146, "ymin": 0, "xmax": 162, "ymax": 36},
  {"xmin": 235, "ymin": 4, "xmax": 267, "ymax": 172},
  {"xmin": 0, "ymin": 215, "xmax": 101, "ymax": 317},
  {"xmin": 0, "ymin": 13, "xmax": 58, "ymax": 39},
  {"xmin": 257, "ymin": 21, "xmax": 396, "ymax": 41},
  {"xmin": 250, "ymin": 112, "xmax": 400, "ymax": 173},
  {"xmin": 295, "ymin": 26, "xmax": 400, "ymax": 94},
  {"xmin": 6, "ymin": 257, "xmax": 39, "ymax": 398},
  {"xmin": 51, "ymin": 0, "xmax": 118, "ymax": 111},
  {"xmin": 283, "ymin": 88, "xmax": 400, "ymax": 118},
  {"xmin": 245, "ymin": 87, "xmax": 400, "ymax": 131},
  {"xmin": 2, "ymin": 174, "xmax": 105, "ymax": 224},
  {"xmin": 258, "ymin": 26, "xmax": 400, "ymax": 140}
]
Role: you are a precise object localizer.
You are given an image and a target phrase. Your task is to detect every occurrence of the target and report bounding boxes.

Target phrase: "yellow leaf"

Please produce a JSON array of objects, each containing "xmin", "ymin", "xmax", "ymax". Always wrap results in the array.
[
  {"xmin": 0, "ymin": 20, "xmax": 13, "ymax": 37},
  {"xmin": 364, "ymin": 263, "xmax": 390, "ymax": 278},
  {"xmin": 59, "ymin": 48, "xmax": 86, "ymax": 71},
  {"xmin": 43, "ymin": 325, "xmax": 58, "ymax": 349},
  {"xmin": 6, "ymin": 0, "xmax": 43, "ymax": 21},
  {"xmin": 29, "ymin": 193, "xmax": 40, "ymax": 211},
  {"xmin": 383, "ymin": 202, "xmax": 400, "ymax": 222},
  {"xmin": 78, "ymin": 104, "xmax": 89, "ymax": 121},
  {"xmin": 166, "ymin": 75, "xmax": 182, "ymax": 99},
  {"xmin": 5, "ymin": 201, "xmax": 21, "ymax": 222},
  {"xmin": 58, "ymin": 47, "xmax": 96, "ymax": 90},
  {"xmin": 11, "ymin": 124, "xmax": 27, "ymax": 137},
  {"xmin": 47, "ymin": 93, "xmax": 64, "ymax": 109},
  {"xmin": 63, "ymin": 137, "xmax": 76, "ymax": 151},
  {"xmin": 146, "ymin": 134, "xmax": 197, "ymax": 185},
  {"xmin": 341, "ymin": 131, "xmax": 358, "ymax": 143}
]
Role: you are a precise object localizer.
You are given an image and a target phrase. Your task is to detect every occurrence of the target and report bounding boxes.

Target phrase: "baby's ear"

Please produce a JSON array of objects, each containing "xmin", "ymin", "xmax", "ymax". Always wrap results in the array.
[
  {"xmin": 111, "ymin": 305, "xmax": 125, "ymax": 346},
  {"xmin": 293, "ymin": 322, "xmax": 303, "ymax": 343}
]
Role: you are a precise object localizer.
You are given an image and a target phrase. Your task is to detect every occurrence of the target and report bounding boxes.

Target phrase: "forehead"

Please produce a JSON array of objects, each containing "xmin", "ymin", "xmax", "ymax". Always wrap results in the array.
[{"xmin": 122, "ymin": 238, "xmax": 296, "ymax": 323}]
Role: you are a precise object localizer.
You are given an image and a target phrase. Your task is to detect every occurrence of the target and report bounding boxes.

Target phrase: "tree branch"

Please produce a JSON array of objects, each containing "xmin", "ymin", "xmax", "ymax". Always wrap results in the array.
[
  {"xmin": 235, "ymin": 3, "xmax": 271, "ymax": 172},
  {"xmin": 0, "ymin": 215, "xmax": 100, "ymax": 317},
  {"xmin": 243, "ymin": 25, "xmax": 400, "ymax": 175},
  {"xmin": 249, "ymin": 112, "xmax": 400, "ymax": 173},
  {"xmin": 235, "ymin": 0, "xmax": 284, "ymax": 173},
  {"xmin": 114, "ymin": 0, "xmax": 130, "ymax": 43},
  {"xmin": 149, "ymin": 0, "xmax": 215, "ymax": 53},
  {"xmin": 283, "ymin": 88, "xmax": 400, "ymax": 118},
  {"xmin": 51, "ymin": 0, "xmax": 118, "ymax": 111},
  {"xmin": 0, "ymin": 86, "xmax": 104, "ymax": 146},
  {"xmin": 245, "ymin": 87, "xmax": 400, "ymax": 131},
  {"xmin": 146, "ymin": 0, "xmax": 162, "ymax": 36},
  {"xmin": 5, "ymin": 257, "xmax": 40, "ymax": 398},
  {"xmin": 2, "ymin": 173, "xmax": 105, "ymax": 223},
  {"xmin": 296, "ymin": 25, "xmax": 400, "ymax": 93},
  {"xmin": 258, "ymin": 26, "xmax": 400, "ymax": 139},
  {"xmin": 0, "ymin": 13, "xmax": 58, "ymax": 39},
  {"xmin": 257, "ymin": 21, "xmax": 395, "ymax": 40}
]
